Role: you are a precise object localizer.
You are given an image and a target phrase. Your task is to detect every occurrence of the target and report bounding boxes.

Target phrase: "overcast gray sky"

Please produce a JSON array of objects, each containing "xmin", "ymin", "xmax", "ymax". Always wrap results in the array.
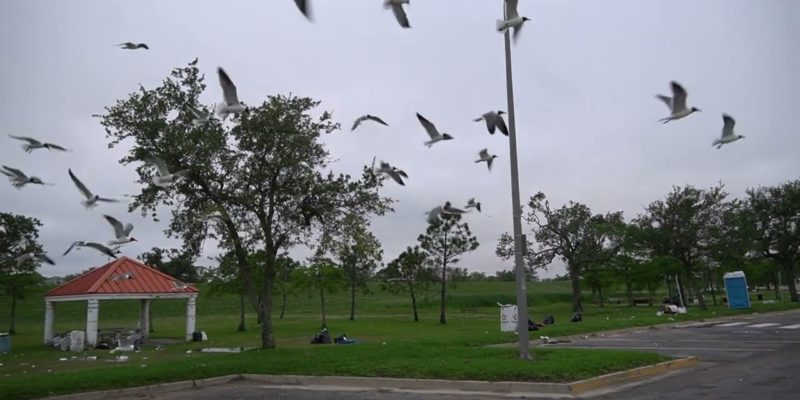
[{"xmin": 1, "ymin": 0, "xmax": 798, "ymax": 279}]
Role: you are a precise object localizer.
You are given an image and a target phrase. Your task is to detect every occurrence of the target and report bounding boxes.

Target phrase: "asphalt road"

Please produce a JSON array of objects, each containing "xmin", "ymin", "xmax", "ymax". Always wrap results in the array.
[{"xmin": 104, "ymin": 310, "xmax": 800, "ymax": 400}]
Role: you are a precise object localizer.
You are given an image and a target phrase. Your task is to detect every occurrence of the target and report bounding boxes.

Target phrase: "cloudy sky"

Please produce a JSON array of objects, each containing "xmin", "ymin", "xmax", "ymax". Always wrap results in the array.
[{"xmin": 1, "ymin": 0, "xmax": 798, "ymax": 279}]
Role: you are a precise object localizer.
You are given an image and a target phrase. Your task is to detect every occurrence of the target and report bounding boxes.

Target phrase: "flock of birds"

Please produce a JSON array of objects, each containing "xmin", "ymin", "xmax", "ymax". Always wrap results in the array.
[{"xmin": 2, "ymin": 0, "xmax": 748, "ymax": 271}]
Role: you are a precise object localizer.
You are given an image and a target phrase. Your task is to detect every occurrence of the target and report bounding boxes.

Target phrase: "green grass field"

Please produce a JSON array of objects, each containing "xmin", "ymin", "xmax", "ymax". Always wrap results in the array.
[{"xmin": 0, "ymin": 279, "xmax": 796, "ymax": 399}]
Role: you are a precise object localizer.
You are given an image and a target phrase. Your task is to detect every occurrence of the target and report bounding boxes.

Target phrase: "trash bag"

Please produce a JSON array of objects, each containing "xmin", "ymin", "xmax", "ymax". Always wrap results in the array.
[
  {"xmin": 192, "ymin": 331, "xmax": 203, "ymax": 342},
  {"xmin": 310, "ymin": 329, "xmax": 332, "ymax": 344},
  {"xmin": 543, "ymin": 314, "xmax": 555, "ymax": 325},
  {"xmin": 570, "ymin": 312, "xmax": 582, "ymax": 323},
  {"xmin": 334, "ymin": 334, "xmax": 356, "ymax": 345},
  {"xmin": 527, "ymin": 319, "xmax": 539, "ymax": 331}
]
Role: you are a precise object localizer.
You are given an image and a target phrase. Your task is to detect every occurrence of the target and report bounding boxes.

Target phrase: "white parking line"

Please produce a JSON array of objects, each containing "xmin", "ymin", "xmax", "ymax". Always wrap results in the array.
[
  {"xmin": 747, "ymin": 323, "xmax": 781, "ymax": 328},
  {"xmin": 716, "ymin": 322, "xmax": 748, "ymax": 327},
  {"xmin": 779, "ymin": 323, "xmax": 800, "ymax": 330}
]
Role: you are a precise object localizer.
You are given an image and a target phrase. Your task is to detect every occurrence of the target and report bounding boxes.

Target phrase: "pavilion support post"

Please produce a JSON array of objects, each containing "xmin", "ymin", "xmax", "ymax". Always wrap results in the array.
[
  {"xmin": 86, "ymin": 299, "xmax": 99, "ymax": 347},
  {"xmin": 139, "ymin": 299, "xmax": 151, "ymax": 337},
  {"xmin": 185, "ymin": 296, "xmax": 196, "ymax": 341},
  {"xmin": 43, "ymin": 301, "xmax": 55, "ymax": 344}
]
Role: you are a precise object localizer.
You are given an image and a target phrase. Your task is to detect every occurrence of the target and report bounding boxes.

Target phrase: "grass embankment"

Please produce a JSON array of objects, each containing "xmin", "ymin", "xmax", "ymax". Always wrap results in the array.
[{"xmin": 0, "ymin": 280, "xmax": 795, "ymax": 399}]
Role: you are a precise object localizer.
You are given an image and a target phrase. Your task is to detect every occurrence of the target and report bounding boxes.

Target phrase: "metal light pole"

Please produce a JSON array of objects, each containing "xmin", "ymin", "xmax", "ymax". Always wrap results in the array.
[{"xmin": 502, "ymin": 1, "xmax": 531, "ymax": 360}]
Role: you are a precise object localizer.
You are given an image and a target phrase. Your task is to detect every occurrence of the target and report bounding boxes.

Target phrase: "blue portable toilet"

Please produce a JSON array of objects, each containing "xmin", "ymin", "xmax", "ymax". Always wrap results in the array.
[{"xmin": 723, "ymin": 271, "xmax": 751, "ymax": 309}]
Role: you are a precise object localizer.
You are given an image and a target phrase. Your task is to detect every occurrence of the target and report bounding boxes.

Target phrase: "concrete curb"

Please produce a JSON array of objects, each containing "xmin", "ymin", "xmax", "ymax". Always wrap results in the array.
[
  {"xmin": 42, "ymin": 374, "xmax": 242, "ymax": 400},
  {"xmin": 568, "ymin": 356, "xmax": 698, "ymax": 395},
  {"xmin": 242, "ymin": 374, "xmax": 572, "ymax": 394},
  {"xmin": 42, "ymin": 356, "xmax": 698, "ymax": 400}
]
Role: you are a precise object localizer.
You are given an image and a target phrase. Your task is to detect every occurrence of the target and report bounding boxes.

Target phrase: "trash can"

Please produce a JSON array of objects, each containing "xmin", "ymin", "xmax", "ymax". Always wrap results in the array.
[
  {"xmin": 69, "ymin": 331, "xmax": 85, "ymax": 352},
  {"xmin": 757, "ymin": 293, "xmax": 764, "ymax": 301},
  {"xmin": 497, "ymin": 303, "xmax": 518, "ymax": 332},
  {"xmin": 0, "ymin": 333, "xmax": 10, "ymax": 353}
]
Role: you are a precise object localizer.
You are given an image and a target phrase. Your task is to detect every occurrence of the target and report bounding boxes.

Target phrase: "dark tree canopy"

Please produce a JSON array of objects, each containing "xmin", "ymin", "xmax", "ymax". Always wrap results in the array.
[{"xmin": 96, "ymin": 60, "xmax": 392, "ymax": 348}]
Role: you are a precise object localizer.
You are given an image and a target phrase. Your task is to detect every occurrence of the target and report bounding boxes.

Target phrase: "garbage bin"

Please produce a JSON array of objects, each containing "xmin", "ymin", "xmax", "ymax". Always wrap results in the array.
[
  {"xmin": 0, "ymin": 333, "xmax": 10, "ymax": 353},
  {"xmin": 69, "ymin": 331, "xmax": 85, "ymax": 352},
  {"xmin": 497, "ymin": 303, "xmax": 518, "ymax": 332},
  {"xmin": 757, "ymin": 293, "xmax": 764, "ymax": 301}
]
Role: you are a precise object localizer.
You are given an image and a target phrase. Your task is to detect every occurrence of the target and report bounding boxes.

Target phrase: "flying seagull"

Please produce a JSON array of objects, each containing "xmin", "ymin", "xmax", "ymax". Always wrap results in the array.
[
  {"xmin": 216, "ymin": 67, "xmax": 246, "ymax": 121},
  {"xmin": 656, "ymin": 81, "xmax": 701, "ymax": 123},
  {"xmin": 68, "ymin": 169, "xmax": 119, "ymax": 208},
  {"xmin": 475, "ymin": 149, "xmax": 499, "ymax": 171},
  {"xmin": 16, "ymin": 251, "xmax": 55, "ymax": 267},
  {"xmin": 442, "ymin": 201, "xmax": 466, "ymax": 216},
  {"xmin": 111, "ymin": 272, "xmax": 135, "ymax": 281},
  {"xmin": 384, "ymin": 0, "xmax": 411, "ymax": 28},
  {"xmin": 352, "ymin": 115, "xmax": 389, "ymax": 131},
  {"xmin": 8, "ymin": 135, "xmax": 70, "ymax": 153},
  {"xmin": 466, "ymin": 198, "xmax": 482, "ymax": 212},
  {"xmin": 147, "ymin": 158, "xmax": 187, "ymax": 188},
  {"xmin": 63, "ymin": 241, "xmax": 120, "ymax": 259},
  {"xmin": 104, "ymin": 215, "xmax": 137, "ymax": 246},
  {"xmin": 186, "ymin": 104, "xmax": 212, "ymax": 127},
  {"xmin": 417, "ymin": 113, "xmax": 454, "ymax": 147},
  {"xmin": 473, "ymin": 111, "xmax": 508, "ymax": 136},
  {"xmin": 496, "ymin": 0, "xmax": 531, "ymax": 42},
  {"xmin": 426, "ymin": 205, "xmax": 444, "ymax": 225},
  {"xmin": 376, "ymin": 161, "xmax": 407, "ymax": 186},
  {"xmin": 294, "ymin": 0, "xmax": 311, "ymax": 20},
  {"xmin": 712, "ymin": 114, "xmax": 745, "ymax": 149},
  {"xmin": 2, "ymin": 166, "xmax": 49, "ymax": 188},
  {"xmin": 115, "ymin": 42, "xmax": 149, "ymax": 50}
]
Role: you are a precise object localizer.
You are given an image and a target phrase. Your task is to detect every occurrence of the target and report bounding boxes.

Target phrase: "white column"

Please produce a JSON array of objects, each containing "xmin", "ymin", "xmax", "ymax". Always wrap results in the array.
[
  {"xmin": 139, "ymin": 299, "xmax": 150, "ymax": 337},
  {"xmin": 43, "ymin": 301, "xmax": 55, "ymax": 344},
  {"xmin": 86, "ymin": 299, "xmax": 99, "ymax": 347},
  {"xmin": 185, "ymin": 296, "xmax": 196, "ymax": 341}
]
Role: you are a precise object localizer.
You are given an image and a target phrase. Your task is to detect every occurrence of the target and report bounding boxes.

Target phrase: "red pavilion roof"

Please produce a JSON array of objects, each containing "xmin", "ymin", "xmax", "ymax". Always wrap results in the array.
[{"xmin": 45, "ymin": 256, "xmax": 198, "ymax": 297}]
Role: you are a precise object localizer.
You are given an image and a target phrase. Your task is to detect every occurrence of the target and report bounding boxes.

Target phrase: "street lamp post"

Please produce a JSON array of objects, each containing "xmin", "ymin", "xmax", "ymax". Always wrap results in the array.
[{"xmin": 502, "ymin": 1, "xmax": 531, "ymax": 360}]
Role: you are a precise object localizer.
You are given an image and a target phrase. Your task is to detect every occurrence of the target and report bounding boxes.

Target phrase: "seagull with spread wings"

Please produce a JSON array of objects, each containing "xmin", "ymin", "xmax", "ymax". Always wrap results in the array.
[
  {"xmin": 103, "ymin": 215, "xmax": 137, "ymax": 246},
  {"xmin": 384, "ymin": 0, "xmax": 411, "ymax": 28},
  {"xmin": 352, "ymin": 115, "xmax": 389, "ymax": 131},
  {"xmin": 712, "ymin": 114, "xmax": 745, "ymax": 149},
  {"xmin": 417, "ymin": 113, "xmax": 454, "ymax": 147},
  {"xmin": 8, "ymin": 135, "xmax": 70, "ymax": 153},
  {"xmin": 215, "ymin": 67, "xmax": 246, "ymax": 121},
  {"xmin": 656, "ymin": 81, "xmax": 701, "ymax": 123},
  {"xmin": 68, "ymin": 169, "xmax": 119, "ymax": 209}
]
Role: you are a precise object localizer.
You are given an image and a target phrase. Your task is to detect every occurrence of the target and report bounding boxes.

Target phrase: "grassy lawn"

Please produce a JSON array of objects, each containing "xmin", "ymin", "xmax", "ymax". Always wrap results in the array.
[{"xmin": 0, "ymin": 280, "xmax": 796, "ymax": 399}]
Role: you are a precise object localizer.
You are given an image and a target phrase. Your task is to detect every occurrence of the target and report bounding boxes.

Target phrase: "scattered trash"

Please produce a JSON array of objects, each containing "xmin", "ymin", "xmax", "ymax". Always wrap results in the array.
[
  {"xmin": 542, "ymin": 314, "xmax": 555, "ymax": 325},
  {"xmin": 540, "ymin": 336, "xmax": 572, "ymax": 345},
  {"xmin": 200, "ymin": 347, "xmax": 244, "ymax": 353},
  {"xmin": 58, "ymin": 358, "xmax": 68, "ymax": 362},
  {"xmin": 581, "ymin": 335, "xmax": 589, "ymax": 339},
  {"xmin": 142, "ymin": 356, "xmax": 148, "ymax": 360},
  {"xmin": 656, "ymin": 311, "xmax": 664, "ymax": 316},
  {"xmin": 140, "ymin": 364, "xmax": 147, "ymax": 368},
  {"xmin": 114, "ymin": 355, "xmax": 129, "ymax": 362},
  {"xmin": 762, "ymin": 300, "xmax": 776, "ymax": 304},
  {"xmin": 334, "ymin": 334, "xmax": 357, "ymax": 345},
  {"xmin": 185, "ymin": 350, "xmax": 192, "ymax": 354},
  {"xmin": 310, "ymin": 329, "xmax": 332, "ymax": 344},
  {"xmin": 570, "ymin": 312, "xmax": 583, "ymax": 323},
  {"xmin": 86, "ymin": 356, "xmax": 97, "ymax": 361}
]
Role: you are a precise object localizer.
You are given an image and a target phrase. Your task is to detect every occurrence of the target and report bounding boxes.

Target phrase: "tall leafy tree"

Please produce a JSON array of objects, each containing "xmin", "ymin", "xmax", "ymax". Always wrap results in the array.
[
  {"xmin": 380, "ymin": 246, "xmax": 433, "ymax": 322},
  {"xmin": 291, "ymin": 257, "xmax": 345, "ymax": 328},
  {"xmin": 499, "ymin": 192, "xmax": 624, "ymax": 313},
  {"xmin": 742, "ymin": 180, "xmax": 800, "ymax": 302},
  {"xmin": 97, "ymin": 60, "xmax": 391, "ymax": 348},
  {"xmin": 139, "ymin": 247, "xmax": 200, "ymax": 282},
  {"xmin": 634, "ymin": 184, "xmax": 731, "ymax": 310},
  {"xmin": 0, "ymin": 213, "xmax": 46, "ymax": 334},
  {"xmin": 418, "ymin": 216, "xmax": 479, "ymax": 324},
  {"xmin": 329, "ymin": 214, "xmax": 383, "ymax": 321}
]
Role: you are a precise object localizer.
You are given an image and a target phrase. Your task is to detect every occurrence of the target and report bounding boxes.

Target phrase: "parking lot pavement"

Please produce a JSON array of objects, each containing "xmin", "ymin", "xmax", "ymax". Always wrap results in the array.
[
  {"xmin": 551, "ymin": 311, "xmax": 800, "ymax": 362},
  {"xmin": 576, "ymin": 311, "xmax": 800, "ymax": 399}
]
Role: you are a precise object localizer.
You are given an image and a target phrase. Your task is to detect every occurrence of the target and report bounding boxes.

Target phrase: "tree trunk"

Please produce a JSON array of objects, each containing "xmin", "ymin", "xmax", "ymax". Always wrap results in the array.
[
  {"xmin": 279, "ymin": 292, "xmax": 287, "ymax": 319},
  {"xmin": 706, "ymin": 268, "xmax": 718, "ymax": 306},
  {"xmin": 568, "ymin": 263, "xmax": 583, "ymax": 313},
  {"xmin": 410, "ymin": 283, "xmax": 419, "ymax": 322},
  {"xmin": 783, "ymin": 262, "xmax": 799, "ymax": 302},
  {"xmin": 771, "ymin": 271, "xmax": 780, "ymax": 300},
  {"xmin": 258, "ymin": 259, "xmax": 277, "ymax": 349},
  {"xmin": 626, "ymin": 281, "xmax": 634, "ymax": 307},
  {"xmin": 349, "ymin": 282, "xmax": 356, "ymax": 321},
  {"xmin": 676, "ymin": 275, "xmax": 687, "ymax": 307},
  {"xmin": 319, "ymin": 283, "xmax": 327, "ymax": 329},
  {"xmin": 237, "ymin": 291, "xmax": 246, "ymax": 332},
  {"xmin": 440, "ymin": 254, "xmax": 447, "ymax": 325},
  {"xmin": 598, "ymin": 284, "xmax": 605, "ymax": 308},
  {"xmin": 9, "ymin": 295, "xmax": 17, "ymax": 335}
]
